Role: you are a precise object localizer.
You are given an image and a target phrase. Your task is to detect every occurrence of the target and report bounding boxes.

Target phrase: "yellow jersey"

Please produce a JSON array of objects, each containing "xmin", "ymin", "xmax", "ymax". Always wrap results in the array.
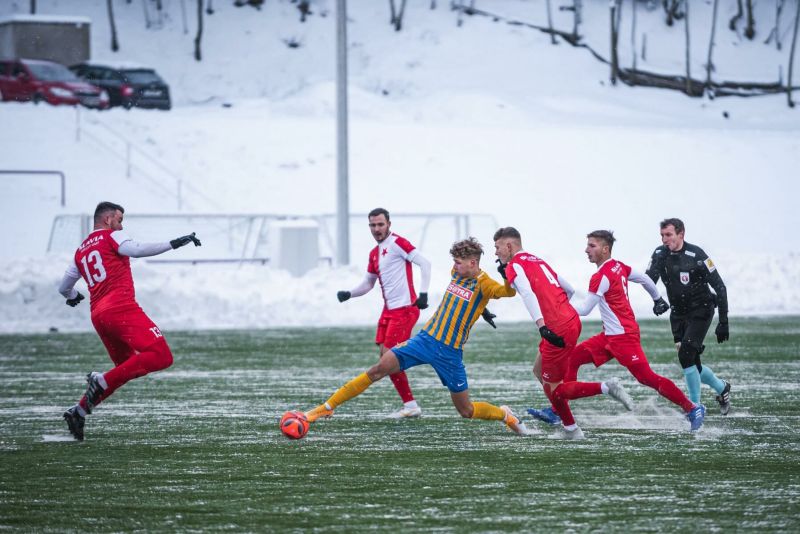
[{"xmin": 422, "ymin": 269, "xmax": 515, "ymax": 350}]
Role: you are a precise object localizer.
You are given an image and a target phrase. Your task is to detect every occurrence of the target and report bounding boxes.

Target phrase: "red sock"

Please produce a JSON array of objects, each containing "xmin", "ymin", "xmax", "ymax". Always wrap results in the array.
[
  {"xmin": 557, "ymin": 381, "xmax": 603, "ymax": 400},
  {"xmin": 565, "ymin": 345, "xmax": 594, "ymax": 382},
  {"xmin": 545, "ymin": 383, "xmax": 576, "ymax": 427},
  {"xmin": 389, "ymin": 371, "xmax": 414, "ymax": 403},
  {"xmin": 548, "ymin": 381, "xmax": 603, "ymax": 427},
  {"xmin": 629, "ymin": 363, "xmax": 694, "ymax": 412},
  {"xmin": 88, "ymin": 339, "xmax": 173, "ymax": 408}
]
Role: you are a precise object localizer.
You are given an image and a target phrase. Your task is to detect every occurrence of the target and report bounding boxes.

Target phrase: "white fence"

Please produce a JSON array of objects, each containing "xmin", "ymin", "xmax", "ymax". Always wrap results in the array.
[{"xmin": 48, "ymin": 212, "xmax": 499, "ymax": 268}]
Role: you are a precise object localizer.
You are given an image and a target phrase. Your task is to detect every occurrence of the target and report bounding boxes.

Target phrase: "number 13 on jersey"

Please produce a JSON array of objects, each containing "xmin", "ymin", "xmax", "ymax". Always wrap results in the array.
[{"xmin": 80, "ymin": 250, "xmax": 107, "ymax": 287}]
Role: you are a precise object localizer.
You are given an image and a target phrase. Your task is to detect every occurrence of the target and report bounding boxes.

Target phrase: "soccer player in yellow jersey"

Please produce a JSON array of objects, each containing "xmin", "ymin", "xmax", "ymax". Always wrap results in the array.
[{"xmin": 304, "ymin": 237, "xmax": 531, "ymax": 435}]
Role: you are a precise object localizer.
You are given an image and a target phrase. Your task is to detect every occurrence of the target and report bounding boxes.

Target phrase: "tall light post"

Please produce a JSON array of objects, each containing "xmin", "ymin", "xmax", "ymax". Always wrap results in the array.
[{"xmin": 336, "ymin": 0, "xmax": 350, "ymax": 265}]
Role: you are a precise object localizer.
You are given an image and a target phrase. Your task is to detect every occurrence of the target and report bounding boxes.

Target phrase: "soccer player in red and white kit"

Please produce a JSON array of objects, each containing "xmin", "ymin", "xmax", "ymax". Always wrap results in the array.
[
  {"xmin": 494, "ymin": 227, "xmax": 632, "ymax": 439},
  {"xmin": 566, "ymin": 230, "xmax": 706, "ymax": 431},
  {"xmin": 336, "ymin": 208, "xmax": 432, "ymax": 418},
  {"xmin": 58, "ymin": 201, "xmax": 201, "ymax": 440}
]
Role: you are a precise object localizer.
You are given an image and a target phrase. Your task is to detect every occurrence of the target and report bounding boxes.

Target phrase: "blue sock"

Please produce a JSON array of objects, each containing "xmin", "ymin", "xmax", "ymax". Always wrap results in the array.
[
  {"xmin": 699, "ymin": 365, "xmax": 725, "ymax": 394},
  {"xmin": 683, "ymin": 367, "xmax": 701, "ymax": 404}
]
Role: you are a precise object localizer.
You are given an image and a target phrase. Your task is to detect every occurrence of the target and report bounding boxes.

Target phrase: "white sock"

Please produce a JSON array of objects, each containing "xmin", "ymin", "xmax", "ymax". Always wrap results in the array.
[
  {"xmin": 92, "ymin": 372, "xmax": 108, "ymax": 389},
  {"xmin": 404, "ymin": 400, "xmax": 419, "ymax": 409},
  {"xmin": 601, "ymin": 382, "xmax": 610, "ymax": 394},
  {"xmin": 563, "ymin": 423, "xmax": 578, "ymax": 431}
]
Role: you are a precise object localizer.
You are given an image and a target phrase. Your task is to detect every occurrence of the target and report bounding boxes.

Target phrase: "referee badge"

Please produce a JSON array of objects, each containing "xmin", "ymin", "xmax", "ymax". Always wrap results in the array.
[{"xmin": 680, "ymin": 272, "xmax": 690, "ymax": 285}]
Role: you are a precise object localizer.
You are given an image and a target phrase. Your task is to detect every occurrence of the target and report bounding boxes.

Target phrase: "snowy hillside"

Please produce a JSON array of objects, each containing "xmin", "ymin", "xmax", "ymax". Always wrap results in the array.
[{"xmin": 0, "ymin": 0, "xmax": 798, "ymax": 333}]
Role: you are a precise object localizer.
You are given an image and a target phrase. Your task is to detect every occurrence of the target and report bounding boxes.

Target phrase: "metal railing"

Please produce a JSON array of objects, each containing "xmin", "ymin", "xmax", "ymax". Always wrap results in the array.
[
  {"xmin": 74, "ymin": 108, "xmax": 221, "ymax": 211},
  {"xmin": 0, "ymin": 169, "xmax": 66, "ymax": 207}
]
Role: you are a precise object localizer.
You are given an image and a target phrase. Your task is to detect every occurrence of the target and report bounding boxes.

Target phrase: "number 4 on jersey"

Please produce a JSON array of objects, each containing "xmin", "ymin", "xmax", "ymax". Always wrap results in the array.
[{"xmin": 540, "ymin": 264, "xmax": 561, "ymax": 287}]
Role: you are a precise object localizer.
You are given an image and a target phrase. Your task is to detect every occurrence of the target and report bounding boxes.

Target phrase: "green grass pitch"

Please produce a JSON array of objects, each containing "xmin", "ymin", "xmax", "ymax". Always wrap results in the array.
[{"xmin": 1, "ymin": 318, "xmax": 799, "ymax": 531}]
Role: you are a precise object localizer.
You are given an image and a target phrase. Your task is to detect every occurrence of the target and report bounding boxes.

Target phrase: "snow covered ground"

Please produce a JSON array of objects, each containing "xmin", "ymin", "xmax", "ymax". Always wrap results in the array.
[{"xmin": 0, "ymin": 0, "xmax": 798, "ymax": 333}]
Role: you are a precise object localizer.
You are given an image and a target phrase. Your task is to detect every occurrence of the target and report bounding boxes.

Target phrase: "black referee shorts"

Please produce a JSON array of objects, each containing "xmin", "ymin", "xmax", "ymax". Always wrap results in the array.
[{"xmin": 670, "ymin": 307, "xmax": 715, "ymax": 351}]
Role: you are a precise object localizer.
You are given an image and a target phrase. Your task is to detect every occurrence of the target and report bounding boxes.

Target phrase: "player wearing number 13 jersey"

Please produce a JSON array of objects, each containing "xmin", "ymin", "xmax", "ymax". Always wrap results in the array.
[{"xmin": 57, "ymin": 201, "xmax": 201, "ymax": 440}]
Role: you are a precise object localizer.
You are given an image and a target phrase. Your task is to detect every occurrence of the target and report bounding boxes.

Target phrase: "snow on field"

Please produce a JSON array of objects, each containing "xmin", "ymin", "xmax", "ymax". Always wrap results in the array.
[{"xmin": 0, "ymin": 0, "xmax": 798, "ymax": 333}]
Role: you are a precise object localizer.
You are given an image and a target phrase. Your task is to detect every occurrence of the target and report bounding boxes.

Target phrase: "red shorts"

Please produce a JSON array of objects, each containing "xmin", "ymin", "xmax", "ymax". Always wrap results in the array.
[
  {"xmin": 540, "ymin": 316, "xmax": 581, "ymax": 384},
  {"xmin": 577, "ymin": 332, "xmax": 649, "ymax": 368},
  {"xmin": 91, "ymin": 304, "xmax": 166, "ymax": 366},
  {"xmin": 375, "ymin": 305, "xmax": 420, "ymax": 349}
]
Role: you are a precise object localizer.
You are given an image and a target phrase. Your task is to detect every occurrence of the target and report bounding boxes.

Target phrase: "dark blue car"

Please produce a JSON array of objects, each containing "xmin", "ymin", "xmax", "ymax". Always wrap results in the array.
[{"xmin": 70, "ymin": 62, "xmax": 171, "ymax": 110}]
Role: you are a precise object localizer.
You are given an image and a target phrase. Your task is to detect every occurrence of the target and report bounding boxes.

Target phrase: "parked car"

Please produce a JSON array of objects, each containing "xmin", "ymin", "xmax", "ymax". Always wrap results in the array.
[
  {"xmin": 70, "ymin": 62, "xmax": 171, "ymax": 110},
  {"xmin": 0, "ymin": 58, "xmax": 109, "ymax": 109}
]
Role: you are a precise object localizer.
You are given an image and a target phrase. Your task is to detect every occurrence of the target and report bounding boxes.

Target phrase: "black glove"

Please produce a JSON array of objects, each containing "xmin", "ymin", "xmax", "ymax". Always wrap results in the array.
[
  {"xmin": 715, "ymin": 320, "xmax": 729, "ymax": 343},
  {"xmin": 481, "ymin": 308, "xmax": 496, "ymax": 329},
  {"xmin": 170, "ymin": 232, "xmax": 202, "ymax": 249},
  {"xmin": 415, "ymin": 292, "xmax": 428, "ymax": 309},
  {"xmin": 337, "ymin": 291, "xmax": 351, "ymax": 303},
  {"xmin": 653, "ymin": 297, "xmax": 670, "ymax": 316},
  {"xmin": 66, "ymin": 292, "xmax": 85, "ymax": 307},
  {"xmin": 539, "ymin": 325, "xmax": 565, "ymax": 348},
  {"xmin": 495, "ymin": 259, "xmax": 508, "ymax": 280}
]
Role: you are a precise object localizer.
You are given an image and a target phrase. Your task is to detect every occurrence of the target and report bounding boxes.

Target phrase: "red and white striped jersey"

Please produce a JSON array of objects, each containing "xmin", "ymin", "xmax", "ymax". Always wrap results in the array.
[
  {"xmin": 367, "ymin": 233, "xmax": 419, "ymax": 309},
  {"xmin": 588, "ymin": 259, "xmax": 639, "ymax": 336}
]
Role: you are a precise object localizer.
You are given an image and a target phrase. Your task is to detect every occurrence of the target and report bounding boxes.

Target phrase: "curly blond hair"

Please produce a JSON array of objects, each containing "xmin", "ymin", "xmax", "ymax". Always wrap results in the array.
[{"xmin": 450, "ymin": 237, "xmax": 483, "ymax": 259}]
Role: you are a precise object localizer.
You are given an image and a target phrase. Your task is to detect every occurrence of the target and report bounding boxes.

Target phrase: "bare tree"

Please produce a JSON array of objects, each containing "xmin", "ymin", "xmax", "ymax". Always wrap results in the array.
[
  {"xmin": 730, "ymin": 0, "xmax": 743, "ymax": 31},
  {"xmin": 683, "ymin": 0, "xmax": 691, "ymax": 95},
  {"xmin": 298, "ymin": 1, "xmax": 311, "ymax": 22},
  {"xmin": 631, "ymin": 0, "xmax": 637, "ymax": 70},
  {"xmin": 641, "ymin": 32, "xmax": 647, "ymax": 62},
  {"xmin": 744, "ymin": 0, "xmax": 755, "ymax": 39},
  {"xmin": 663, "ymin": 0, "xmax": 682, "ymax": 27},
  {"xmin": 789, "ymin": 0, "xmax": 800, "ymax": 107},
  {"xmin": 108, "ymin": 0, "xmax": 120, "ymax": 52},
  {"xmin": 610, "ymin": 0, "xmax": 621, "ymax": 85},
  {"xmin": 545, "ymin": 0, "xmax": 557, "ymax": 44},
  {"xmin": 572, "ymin": 0, "xmax": 583, "ymax": 40},
  {"xmin": 142, "ymin": 0, "xmax": 152, "ymax": 29},
  {"xmin": 456, "ymin": 0, "xmax": 476, "ymax": 28},
  {"xmin": 194, "ymin": 0, "xmax": 204, "ymax": 61},
  {"xmin": 180, "ymin": 0, "xmax": 189, "ymax": 34},
  {"xmin": 388, "ymin": 0, "xmax": 408, "ymax": 31},
  {"xmin": 233, "ymin": 0, "xmax": 263, "ymax": 9},
  {"xmin": 765, "ymin": 0, "xmax": 787, "ymax": 50},
  {"xmin": 705, "ymin": 0, "xmax": 720, "ymax": 94}
]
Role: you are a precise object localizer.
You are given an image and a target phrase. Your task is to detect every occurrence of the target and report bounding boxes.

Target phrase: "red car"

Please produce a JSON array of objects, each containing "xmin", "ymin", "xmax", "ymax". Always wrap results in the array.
[{"xmin": 0, "ymin": 58, "xmax": 109, "ymax": 109}]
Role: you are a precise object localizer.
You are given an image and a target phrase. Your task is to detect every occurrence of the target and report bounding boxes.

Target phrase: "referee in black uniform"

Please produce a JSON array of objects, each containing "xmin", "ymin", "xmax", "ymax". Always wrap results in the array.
[{"xmin": 646, "ymin": 218, "xmax": 731, "ymax": 415}]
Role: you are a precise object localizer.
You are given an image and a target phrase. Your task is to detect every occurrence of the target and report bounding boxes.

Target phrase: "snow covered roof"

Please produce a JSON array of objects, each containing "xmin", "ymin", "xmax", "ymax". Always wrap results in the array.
[
  {"xmin": 82, "ymin": 59, "xmax": 150, "ymax": 70},
  {"xmin": 18, "ymin": 58, "xmax": 69, "ymax": 65},
  {"xmin": 0, "ymin": 14, "xmax": 91, "ymax": 25}
]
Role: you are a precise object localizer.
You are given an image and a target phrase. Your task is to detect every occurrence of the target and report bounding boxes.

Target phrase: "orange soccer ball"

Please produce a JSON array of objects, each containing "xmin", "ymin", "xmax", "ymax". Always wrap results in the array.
[{"xmin": 280, "ymin": 410, "xmax": 309, "ymax": 440}]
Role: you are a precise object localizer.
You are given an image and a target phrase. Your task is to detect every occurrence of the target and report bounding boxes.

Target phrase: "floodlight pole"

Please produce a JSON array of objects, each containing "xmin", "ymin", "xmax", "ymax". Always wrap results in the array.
[{"xmin": 336, "ymin": 0, "xmax": 350, "ymax": 265}]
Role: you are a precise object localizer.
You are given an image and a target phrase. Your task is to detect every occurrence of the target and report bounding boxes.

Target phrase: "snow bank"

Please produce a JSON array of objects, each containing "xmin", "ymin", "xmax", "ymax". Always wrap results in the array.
[{"xmin": 1, "ymin": 251, "xmax": 796, "ymax": 334}]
